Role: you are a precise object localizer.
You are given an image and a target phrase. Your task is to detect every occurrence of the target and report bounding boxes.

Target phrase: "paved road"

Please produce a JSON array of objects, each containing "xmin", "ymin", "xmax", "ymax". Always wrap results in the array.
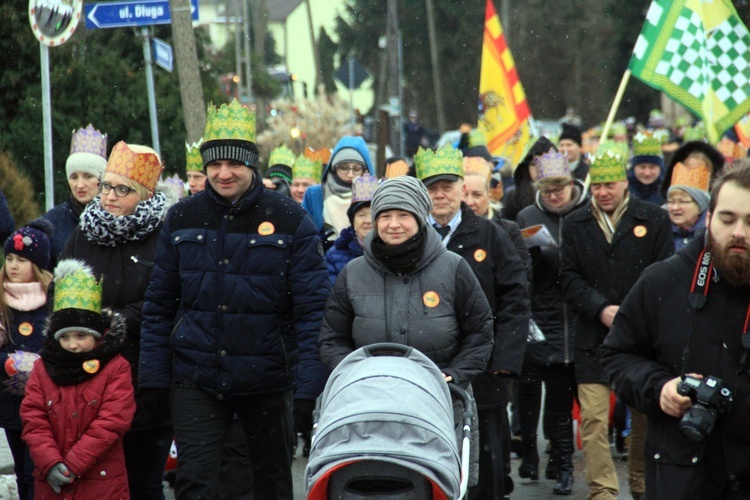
[{"xmin": 0, "ymin": 430, "xmax": 634, "ymax": 499}]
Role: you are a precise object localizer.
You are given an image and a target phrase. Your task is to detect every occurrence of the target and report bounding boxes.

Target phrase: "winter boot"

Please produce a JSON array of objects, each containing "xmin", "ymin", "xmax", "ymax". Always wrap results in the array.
[
  {"xmin": 518, "ymin": 434, "xmax": 539, "ymax": 480},
  {"xmin": 552, "ymin": 421, "xmax": 574, "ymax": 496},
  {"xmin": 546, "ymin": 451, "xmax": 560, "ymax": 480}
]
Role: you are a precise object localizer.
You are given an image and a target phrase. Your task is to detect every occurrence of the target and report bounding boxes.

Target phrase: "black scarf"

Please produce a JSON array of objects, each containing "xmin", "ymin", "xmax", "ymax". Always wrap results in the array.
[
  {"xmin": 370, "ymin": 225, "xmax": 427, "ymax": 274},
  {"xmin": 68, "ymin": 194, "xmax": 87, "ymax": 218},
  {"xmin": 39, "ymin": 331, "xmax": 126, "ymax": 386}
]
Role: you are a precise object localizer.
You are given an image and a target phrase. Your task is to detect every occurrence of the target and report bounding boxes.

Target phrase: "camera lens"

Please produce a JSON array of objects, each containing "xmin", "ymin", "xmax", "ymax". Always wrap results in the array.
[{"xmin": 679, "ymin": 404, "xmax": 716, "ymax": 442}]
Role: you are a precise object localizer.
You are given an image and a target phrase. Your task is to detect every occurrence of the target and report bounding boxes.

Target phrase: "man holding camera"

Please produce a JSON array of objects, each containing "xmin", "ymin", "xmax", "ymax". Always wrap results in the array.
[{"xmin": 601, "ymin": 161, "xmax": 750, "ymax": 497}]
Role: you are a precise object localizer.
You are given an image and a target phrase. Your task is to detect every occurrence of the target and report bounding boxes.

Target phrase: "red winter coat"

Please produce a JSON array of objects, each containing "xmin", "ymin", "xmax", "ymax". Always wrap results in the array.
[{"xmin": 20, "ymin": 355, "xmax": 135, "ymax": 499}]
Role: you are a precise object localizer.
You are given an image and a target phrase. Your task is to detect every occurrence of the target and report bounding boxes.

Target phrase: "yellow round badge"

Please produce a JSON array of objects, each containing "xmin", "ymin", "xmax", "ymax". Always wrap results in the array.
[
  {"xmin": 83, "ymin": 360, "xmax": 100, "ymax": 374},
  {"xmin": 423, "ymin": 291, "xmax": 440, "ymax": 308},
  {"xmin": 474, "ymin": 249, "xmax": 487, "ymax": 262},
  {"xmin": 633, "ymin": 225, "xmax": 648, "ymax": 238},
  {"xmin": 258, "ymin": 222, "xmax": 275, "ymax": 236},
  {"xmin": 18, "ymin": 322, "xmax": 33, "ymax": 336}
]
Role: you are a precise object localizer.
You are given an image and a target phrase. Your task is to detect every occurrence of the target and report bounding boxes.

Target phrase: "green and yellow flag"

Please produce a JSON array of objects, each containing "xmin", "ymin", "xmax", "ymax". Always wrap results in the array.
[{"xmin": 629, "ymin": 0, "xmax": 750, "ymax": 144}]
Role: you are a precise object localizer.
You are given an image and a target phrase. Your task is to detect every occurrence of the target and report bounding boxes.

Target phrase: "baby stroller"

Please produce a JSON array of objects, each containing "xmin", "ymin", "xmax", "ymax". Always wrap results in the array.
[{"xmin": 306, "ymin": 343, "xmax": 473, "ymax": 500}]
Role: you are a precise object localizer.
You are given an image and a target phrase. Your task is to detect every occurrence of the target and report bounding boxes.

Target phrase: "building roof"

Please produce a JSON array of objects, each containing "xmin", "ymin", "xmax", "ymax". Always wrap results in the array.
[{"xmin": 268, "ymin": 0, "xmax": 303, "ymax": 22}]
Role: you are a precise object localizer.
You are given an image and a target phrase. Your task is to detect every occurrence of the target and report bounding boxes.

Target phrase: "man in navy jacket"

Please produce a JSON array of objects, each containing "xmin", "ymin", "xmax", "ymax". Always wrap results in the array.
[{"xmin": 139, "ymin": 100, "xmax": 330, "ymax": 499}]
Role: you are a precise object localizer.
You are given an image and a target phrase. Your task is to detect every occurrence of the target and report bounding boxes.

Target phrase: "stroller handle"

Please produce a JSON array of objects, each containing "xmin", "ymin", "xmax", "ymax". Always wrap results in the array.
[{"xmin": 362, "ymin": 342, "xmax": 415, "ymax": 358}]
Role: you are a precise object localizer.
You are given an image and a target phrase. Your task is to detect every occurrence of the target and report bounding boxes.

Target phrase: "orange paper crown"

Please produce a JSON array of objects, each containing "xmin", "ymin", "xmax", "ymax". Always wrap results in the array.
[
  {"xmin": 106, "ymin": 141, "xmax": 163, "ymax": 192},
  {"xmin": 304, "ymin": 147, "xmax": 332, "ymax": 166},
  {"xmin": 463, "ymin": 157, "xmax": 492, "ymax": 183},
  {"xmin": 670, "ymin": 161, "xmax": 711, "ymax": 191},
  {"xmin": 385, "ymin": 159, "xmax": 409, "ymax": 178}
]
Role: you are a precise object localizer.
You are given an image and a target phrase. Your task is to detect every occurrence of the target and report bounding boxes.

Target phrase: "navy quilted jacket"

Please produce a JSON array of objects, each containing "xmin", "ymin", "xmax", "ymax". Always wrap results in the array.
[
  {"xmin": 139, "ymin": 174, "xmax": 331, "ymax": 400},
  {"xmin": 325, "ymin": 226, "xmax": 363, "ymax": 285}
]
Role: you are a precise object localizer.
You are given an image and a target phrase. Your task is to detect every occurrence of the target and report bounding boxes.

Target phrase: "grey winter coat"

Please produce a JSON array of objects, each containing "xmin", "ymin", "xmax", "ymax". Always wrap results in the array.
[{"xmin": 318, "ymin": 227, "xmax": 494, "ymax": 387}]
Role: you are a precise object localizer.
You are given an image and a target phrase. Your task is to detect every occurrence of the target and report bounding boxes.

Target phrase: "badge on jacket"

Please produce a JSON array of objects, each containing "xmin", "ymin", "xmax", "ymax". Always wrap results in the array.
[
  {"xmin": 474, "ymin": 249, "xmax": 487, "ymax": 262},
  {"xmin": 633, "ymin": 225, "xmax": 647, "ymax": 238},
  {"xmin": 258, "ymin": 222, "xmax": 275, "ymax": 236},
  {"xmin": 423, "ymin": 291, "xmax": 440, "ymax": 308}
]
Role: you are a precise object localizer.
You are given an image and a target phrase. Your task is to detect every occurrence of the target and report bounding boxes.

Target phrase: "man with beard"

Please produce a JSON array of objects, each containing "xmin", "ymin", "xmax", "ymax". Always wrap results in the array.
[{"xmin": 600, "ymin": 162, "xmax": 750, "ymax": 498}]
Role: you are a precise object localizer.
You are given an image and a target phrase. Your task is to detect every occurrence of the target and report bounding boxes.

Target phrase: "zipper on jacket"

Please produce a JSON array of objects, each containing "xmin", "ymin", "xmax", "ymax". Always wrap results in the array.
[{"xmin": 558, "ymin": 213, "xmax": 570, "ymax": 364}]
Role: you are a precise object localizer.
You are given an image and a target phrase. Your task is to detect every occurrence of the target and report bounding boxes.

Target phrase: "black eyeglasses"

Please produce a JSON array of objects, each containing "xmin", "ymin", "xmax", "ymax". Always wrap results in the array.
[
  {"xmin": 99, "ymin": 182, "xmax": 136, "ymax": 197},
  {"xmin": 336, "ymin": 164, "xmax": 365, "ymax": 175}
]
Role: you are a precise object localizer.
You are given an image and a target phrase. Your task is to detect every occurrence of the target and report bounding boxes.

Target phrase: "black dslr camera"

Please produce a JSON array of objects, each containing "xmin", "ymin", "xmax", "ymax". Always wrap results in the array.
[{"xmin": 676, "ymin": 375, "xmax": 733, "ymax": 441}]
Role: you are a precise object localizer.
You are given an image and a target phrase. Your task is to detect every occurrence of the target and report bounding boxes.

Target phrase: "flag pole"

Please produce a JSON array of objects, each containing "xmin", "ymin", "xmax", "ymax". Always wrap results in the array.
[{"xmin": 600, "ymin": 69, "xmax": 632, "ymax": 141}]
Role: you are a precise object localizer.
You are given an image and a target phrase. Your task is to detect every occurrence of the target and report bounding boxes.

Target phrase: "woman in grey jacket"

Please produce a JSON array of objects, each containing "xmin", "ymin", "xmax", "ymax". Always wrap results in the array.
[{"xmin": 318, "ymin": 175, "xmax": 493, "ymax": 386}]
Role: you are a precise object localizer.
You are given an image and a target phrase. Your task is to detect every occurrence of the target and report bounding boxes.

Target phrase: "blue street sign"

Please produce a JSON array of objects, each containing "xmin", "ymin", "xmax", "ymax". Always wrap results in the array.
[
  {"xmin": 84, "ymin": 0, "xmax": 198, "ymax": 29},
  {"xmin": 153, "ymin": 38, "xmax": 173, "ymax": 72}
]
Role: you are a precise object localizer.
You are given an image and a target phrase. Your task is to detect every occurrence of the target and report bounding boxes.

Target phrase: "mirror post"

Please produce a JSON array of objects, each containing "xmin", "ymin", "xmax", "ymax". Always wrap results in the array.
[{"xmin": 40, "ymin": 42, "xmax": 54, "ymax": 212}]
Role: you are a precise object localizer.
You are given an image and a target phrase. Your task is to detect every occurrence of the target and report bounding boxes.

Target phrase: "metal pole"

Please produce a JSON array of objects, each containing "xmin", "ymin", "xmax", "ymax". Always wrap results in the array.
[
  {"xmin": 349, "ymin": 56, "xmax": 355, "ymax": 125},
  {"xmin": 242, "ymin": 0, "xmax": 253, "ymax": 103},
  {"xmin": 502, "ymin": 0, "xmax": 510, "ymax": 42},
  {"xmin": 387, "ymin": 0, "xmax": 401, "ymax": 156},
  {"xmin": 40, "ymin": 43, "xmax": 54, "ymax": 212},
  {"xmin": 398, "ymin": 30, "xmax": 405, "ymax": 158},
  {"xmin": 234, "ymin": 0, "xmax": 242, "ymax": 101},
  {"xmin": 141, "ymin": 27, "xmax": 161, "ymax": 155}
]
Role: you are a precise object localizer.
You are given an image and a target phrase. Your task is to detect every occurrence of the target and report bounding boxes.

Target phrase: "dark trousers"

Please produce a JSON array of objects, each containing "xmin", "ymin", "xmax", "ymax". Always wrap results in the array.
[
  {"xmin": 518, "ymin": 363, "xmax": 576, "ymax": 440},
  {"xmin": 124, "ymin": 424, "xmax": 173, "ymax": 499},
  {"xmin": 5, "ymin": 428, "xmax": 33, "ymax": 500},
  {"xmin": 173, "ymin": 385, "xmax": 294, "ymax": 500},
  {"xmin": 470, "ymin": 378, "xmax": 511, "ymax": 500}
]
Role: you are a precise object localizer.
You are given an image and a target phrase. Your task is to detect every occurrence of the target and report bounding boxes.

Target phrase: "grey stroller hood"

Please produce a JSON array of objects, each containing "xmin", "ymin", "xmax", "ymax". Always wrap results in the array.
[{"xmin": 305, "ymin": 344, "xmax": 461, "ymax": 499}]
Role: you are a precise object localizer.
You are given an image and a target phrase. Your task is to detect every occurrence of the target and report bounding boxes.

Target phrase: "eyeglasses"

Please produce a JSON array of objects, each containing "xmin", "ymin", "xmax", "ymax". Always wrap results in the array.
[
  {"xmin": 99, "ymin": 182, "xmax": 136, "ymax": 197},
  {"xmin": 336, "ymin": 164, "xmax": 365, "ymax": 175},
  {"xmin": 667, "ymin": 199, "xmax": 695, "ymax": 207},
  {"xmin": 539, "ymin": 186, "xmax": 567, "ymax": 198}
]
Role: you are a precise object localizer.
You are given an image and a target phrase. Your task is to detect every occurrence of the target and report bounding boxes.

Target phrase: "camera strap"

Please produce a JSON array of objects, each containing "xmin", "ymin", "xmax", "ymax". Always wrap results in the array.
[{"xmin": 686, "ymin": 248, "xmax": 750, "ymax": 374}]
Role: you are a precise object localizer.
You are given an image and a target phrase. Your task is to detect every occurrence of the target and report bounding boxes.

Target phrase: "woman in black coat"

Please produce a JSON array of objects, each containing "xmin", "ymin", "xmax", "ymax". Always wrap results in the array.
[
  {"xmin": 61, "ymin": 142, "xmax": 176, "ymax": 499},
  {"xmin": 516, "ymin": 153, "xmax": 588, "ymax": 495}
]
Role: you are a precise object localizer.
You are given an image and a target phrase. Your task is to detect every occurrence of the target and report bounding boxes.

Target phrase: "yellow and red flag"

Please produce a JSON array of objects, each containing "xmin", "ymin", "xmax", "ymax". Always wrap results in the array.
[{"xmin": 478, "ymin": 0, "xmax": 531, "ymax": 165}]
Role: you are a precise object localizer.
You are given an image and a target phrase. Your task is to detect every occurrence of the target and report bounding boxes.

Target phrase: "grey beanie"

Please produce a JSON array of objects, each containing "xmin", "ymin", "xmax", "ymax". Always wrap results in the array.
[
  {"xmin": 65, "ymin": 152, "xmax": 107, "ymax": 180},
  {"xmin": 331, "ymin": 147, "xmax": 366, "ymax": 167},
  {"xmin": 668, "ymin": 185, "xmax": 710, "ymax": 213},
  {"xmin": 371, "ymin": 176, "xmax": 432, "ymax": 226}
]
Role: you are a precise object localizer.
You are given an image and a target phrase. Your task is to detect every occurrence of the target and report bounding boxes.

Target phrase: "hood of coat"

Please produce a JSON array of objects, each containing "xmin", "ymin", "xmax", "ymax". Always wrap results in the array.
[
  {"xmin": 323, "ymin": 136, "xmax": 376, "ymax": 184},
  {"xmin": 661, "ymin": 140, "xmax": 724, "ymax": 199},
  {"xmin": 362, "ymin": 223, "xmax": 446, "ymax": 276}
]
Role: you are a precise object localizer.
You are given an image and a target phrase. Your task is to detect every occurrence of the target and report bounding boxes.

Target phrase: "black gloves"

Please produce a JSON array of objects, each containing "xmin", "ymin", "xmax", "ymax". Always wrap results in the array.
[
  {"xmin": 294, "ymin": 399, "xmax": 315, "ymax": 437},
  {"xmin": 138, "ymin": 388, "xmax": 171, "ymax": 422}
]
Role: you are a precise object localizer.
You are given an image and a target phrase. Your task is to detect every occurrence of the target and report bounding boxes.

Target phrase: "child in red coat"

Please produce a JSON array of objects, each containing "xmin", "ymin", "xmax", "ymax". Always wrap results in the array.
[{"xmin": 20, "ymin": 260, "xmax": 136, "ymax": 499}]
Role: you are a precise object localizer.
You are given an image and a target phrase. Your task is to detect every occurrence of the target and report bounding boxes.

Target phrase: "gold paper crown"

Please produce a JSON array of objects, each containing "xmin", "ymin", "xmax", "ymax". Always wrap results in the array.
[
  {"xmin": 415, "ymin": 144, "xmax": 464, "ymax": 181},
  {"xmin": 269, "ymin": 145, "xmax": 295, "ymax": 167},
  {"xmin": 590, "ymin": 150, "xmax": 627, "ymax": 184},
  {"xmin": 462, "ymin": 157, "xmax": 492, "ymax": 182},
  {"xmin": 670, "ymin": 161, "xmax": 711, "ymax": 191},
  {"xmin": 304, "ymin": 147, "xmax": 332, "ymax": 166},
  {"xmin": 186, "ymin": 140, "xmax": 204, "ymax": 172},
  {"xmin": 292, "ymin": 154, "xmax": 322, "ymax": 182},
  {"xmin": 631, "ymin": 132, "xmax": 662, "ymax": 158},
  {"xmin": 204, "ymin": 99, "xmax": 256, "ymax": 143},
  {"xmin": 468, "ymin": 130, "xmax": 487, "ymax": 148},
  {"xmin": 53, "ymin": 261, "xmax": 103, "ymax": 314},
  {"xmin": 106, "ymin": 142, "xmax": 163, "ymax": 192},
  {"xmin": 534, "ymin": 151, "xmax": 570, "ymax": 180}
]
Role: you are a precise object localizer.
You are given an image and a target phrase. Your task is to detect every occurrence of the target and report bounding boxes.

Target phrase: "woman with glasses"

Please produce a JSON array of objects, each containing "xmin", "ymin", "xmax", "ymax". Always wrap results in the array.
[
  {"xmin": 43, "ymin": 125, "xmax": 107, "ymax": 268},
  {"xmin": 515, "ymin": 151, "xmax": 587, "ymax": 496},
  {"xmin": 302, "ymin": 136, "xmax": 376, "ymax": 249},
  {"xmin": 665, "ymin": 159, "xmax": 712, "ymax": 251},
  {"xmin": 61, "ymin": 141, "xmax": 177, "ymax": 499}
]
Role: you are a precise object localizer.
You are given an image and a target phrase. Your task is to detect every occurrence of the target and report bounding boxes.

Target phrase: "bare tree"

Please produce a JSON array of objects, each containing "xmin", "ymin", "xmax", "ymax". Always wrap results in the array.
[{"xmin": 169, "ymin": 0, "xmax": 206, "ymax": 143}]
